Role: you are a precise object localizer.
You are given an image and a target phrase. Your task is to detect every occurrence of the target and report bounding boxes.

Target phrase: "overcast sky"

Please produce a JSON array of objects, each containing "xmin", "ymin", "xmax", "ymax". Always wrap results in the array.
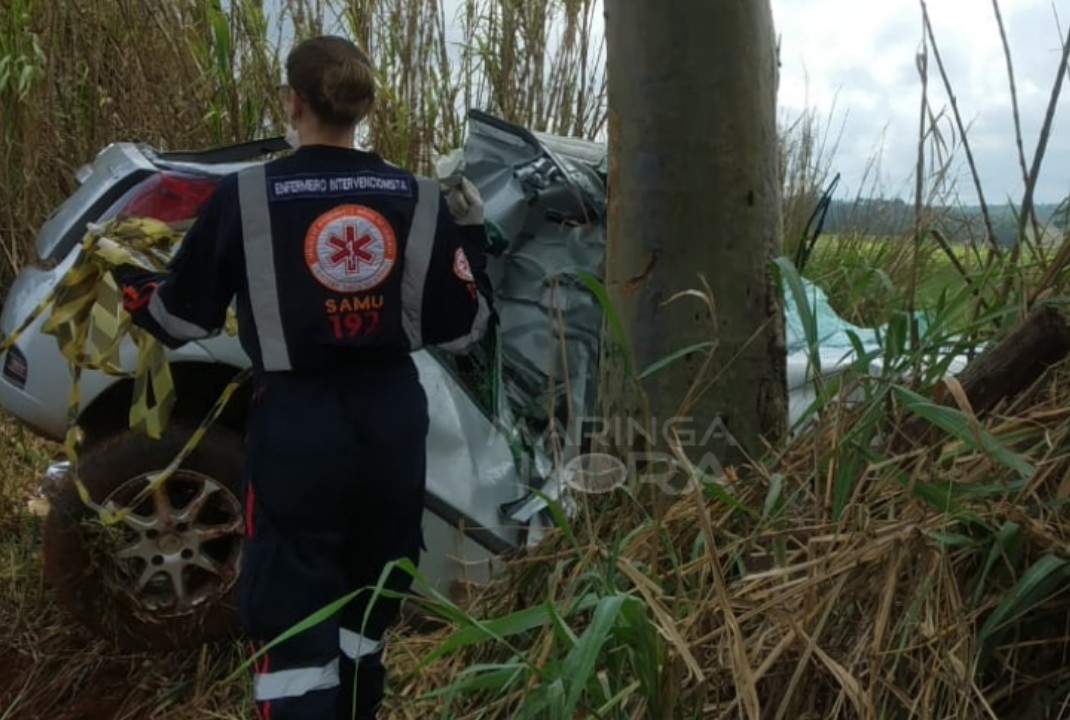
[
  {"xmin": 276, "ymin": 0, "xmax": 1069, "ymax": 205},
  {"xmin": 465, "ymin": 0, "xmax": 1070, "ymax": 204},
  {"xmin": 772, "ymin": 0, "xmax": 1069, "ymax": 204}
]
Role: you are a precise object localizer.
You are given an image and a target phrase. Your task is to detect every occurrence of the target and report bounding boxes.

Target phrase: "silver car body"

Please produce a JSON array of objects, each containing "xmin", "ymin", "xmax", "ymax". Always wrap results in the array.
[
  {"xmin": 2, "ymin": 111, "xmax": 903, "ymax": 600},
  {"xmin": 0, "ymin": 113, "xmax": 609, "ymax": 596}
]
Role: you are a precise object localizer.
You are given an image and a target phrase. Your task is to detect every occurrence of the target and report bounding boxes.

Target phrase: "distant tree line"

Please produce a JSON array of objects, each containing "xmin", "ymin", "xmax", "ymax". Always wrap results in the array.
[{"xmin": 819, "ymin": 198, "xmax": 1068, "ymax": 246}]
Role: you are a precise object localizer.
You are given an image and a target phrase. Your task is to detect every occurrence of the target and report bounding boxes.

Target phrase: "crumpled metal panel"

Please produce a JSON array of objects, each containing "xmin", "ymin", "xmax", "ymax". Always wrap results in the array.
[
  {"xmin": 413, "ymin": 351, "xmax": 521, "ymax": 549},
  {"xmin": 460, "ymin": 112, "xmax": 608, "ymax": 458}
]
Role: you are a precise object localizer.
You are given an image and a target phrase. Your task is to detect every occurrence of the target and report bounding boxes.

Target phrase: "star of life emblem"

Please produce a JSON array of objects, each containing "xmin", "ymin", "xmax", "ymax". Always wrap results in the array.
[{"xmin": 304, "ymin": 205, "xmax": 397, "ymax": 293}]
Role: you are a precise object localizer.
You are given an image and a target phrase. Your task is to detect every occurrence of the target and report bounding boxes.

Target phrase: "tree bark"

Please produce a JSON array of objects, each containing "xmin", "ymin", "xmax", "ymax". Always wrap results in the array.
[
  {"xmin": 898, "ymin": 305, "xmax": 1070, "ymax": 449},
  {"xmin": 600, "ymin": 0, "xmax": 787, "ymax": 470},
  {"xmin": 954, "ymin": 306, "xmax": 1070, "ymax": 413}
]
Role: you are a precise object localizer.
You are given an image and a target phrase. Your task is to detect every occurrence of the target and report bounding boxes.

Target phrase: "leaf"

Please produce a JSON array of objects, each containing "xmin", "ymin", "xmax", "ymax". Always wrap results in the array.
[
  {"xmin": 417, "ymin": 593, "xmax": 602, "ymax": 670},
  {"xmin": 892, "ymin": 385, "xmax": 1034, "ymax": 477},
  {"xmin": 615, "ymin": 595, "xmax": 662, "ymax": 704},
  {"xmin": 562, "ymin": 594, "xmax": 627, "ymax": 714},
  {"xmin": 925, "ymin": 530, "xmax": 981, "ymax": 549},
  {"xmin": 971, "ymin": 521, "xmax": 1022, "ymax": 607},
  {"xmin": 775, "ymin": 256, "xmax": 822, "ymax": 377},
  {"xmin": 907, "ymin": 479, "xmax": 962, "ymax": 513},
  {"xmin": 521, "ymin": 678, "xmax": 568, "ymax": 720},
  {"xmin": 230, "ymin": 588, "xmax": 362, "ymax": 676},
  {"xmin": 531, "ymin": 488, "xmax": 583, "ymax": 559},
  {"xmin": 763, "ymin": 473, "xmax": 785, "ymax": 520},
  {"xmin": 573, "ymin": 270, "xmax": 633, "ymax": 376},
  {"xmin": 873, "ymin": 268, "xmax": 898, "ymax": 299},
  {"xmin": 595, "ymin": 679, "xmax": 642, "ymax": 715},
  {"xmin": 547, "ymin": 595, "xmax": 579, "ymax": 648},
  {"xmin": 884, "ymin": 311, "xmax": 909, "ymax": 364},
  {"xmin": 831, "ymin": 442, "xmax": 866, "ymax": 521},
  {"xmin": 980, "ymin": 555, "xmax": 1070, "ymax": 661},
  {"xmin": 423, "ymin": 663, "xmax": 527, "ymax": 699},
  {"xmin": 637, "ymin": 341, "xmax": 715, "ymax": 380},
  {"xmin": 701, "ymin": 477, "xmax": 757, "ymax": 517},
  {"xmin": 18, "ymin": 62, "xmax": 35, "ymax": 98}
]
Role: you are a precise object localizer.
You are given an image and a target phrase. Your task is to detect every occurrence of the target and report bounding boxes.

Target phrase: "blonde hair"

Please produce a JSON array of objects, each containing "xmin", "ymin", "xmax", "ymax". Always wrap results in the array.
[{"xmin": 286, "ymin": 35, "xmax": 375, "ymax": 127}]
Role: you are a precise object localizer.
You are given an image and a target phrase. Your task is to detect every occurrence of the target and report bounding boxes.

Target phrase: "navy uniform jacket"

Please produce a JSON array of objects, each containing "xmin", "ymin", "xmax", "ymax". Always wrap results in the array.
[{"xmin": 118, "ymin": 145, "xmax": 493, "ymax": 373}]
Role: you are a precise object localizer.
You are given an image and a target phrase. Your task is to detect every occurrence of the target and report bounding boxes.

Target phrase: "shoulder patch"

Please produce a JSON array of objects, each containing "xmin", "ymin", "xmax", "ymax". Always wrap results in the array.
[
  {"xmin": 304, "ymin": 205, "xmax": 398, "ymax": 293},
  {"xmin": 453, "ymin": 247, "xmax": 474, "ymax": 282}
]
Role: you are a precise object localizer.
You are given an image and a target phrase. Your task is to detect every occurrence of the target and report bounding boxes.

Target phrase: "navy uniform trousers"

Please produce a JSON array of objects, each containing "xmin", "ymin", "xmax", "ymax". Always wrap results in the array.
[{"xmin": 240, "ymin": 356, "xmax": 428, "ymax": 720}]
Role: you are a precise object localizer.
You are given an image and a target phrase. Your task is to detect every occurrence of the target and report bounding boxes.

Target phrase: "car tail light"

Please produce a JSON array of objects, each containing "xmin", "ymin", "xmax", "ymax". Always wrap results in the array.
[
  {"xmin": 118, "ymin": 173, "xmax": 218, "ymax": 224},
  {"xmin": 3, "ymin": 345, "xmax": 28, "ymax": 389}
]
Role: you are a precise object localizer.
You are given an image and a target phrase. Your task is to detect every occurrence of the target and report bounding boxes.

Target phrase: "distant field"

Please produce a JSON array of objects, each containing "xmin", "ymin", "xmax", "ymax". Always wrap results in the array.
[{"xmin": 795, "ymin": 233, "xmax": 1018, "ymax": 333}]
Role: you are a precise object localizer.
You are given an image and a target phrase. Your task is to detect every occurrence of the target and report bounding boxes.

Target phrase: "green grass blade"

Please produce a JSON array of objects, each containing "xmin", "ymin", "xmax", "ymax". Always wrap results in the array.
[
  {"xmin": 574, "ymin": 270, "xmax": 634, "ymax": 377},
  {"xmin": 831, "ymin": 441, "xmax": 866, "ymax": 521},
  {"xmin": 547, "ymin": 593, "xmax": 580, "ymax": 648},
  {"xmin": 522, "ymin": 678, "xmax": 568, "ymax": 720},
  {"xmin": 422, "ymin": 662, "xmax": 528, "ymax": 699},
  {"xmin": 637, "ymin": 341, "xmax": 715, "ymax": 380},
  {"xmin": 595, "ymin": 679, "xmax": 642, "ymax": 716},
  {"xmin": 775, "ymin": 255, "xmax": 822, "ymax": 376},
  {"xmin": 970, "ymin": 521, "xmax": 1023, "ymax": 607},
  {"xmin": 228, "ymin": 588, "xmax": 362, "ymax": 677},
  {"xmin": 417, "ymin": 594, "xmax": 602, "ymax": 670},
  {"xmin": 891, "ymin": 385, "xmax": 1034, "ymax": 477},
  {"xmin": 763, "ymin": 472, "xmax": 785, "ymax": 520},
  {"xmin": 616, "ymin": 593, "xmax": 662, "ymax": 708},
  {"xmin": 562, "ymin": 594, "xmax": 627, "ymax": 714},
  {"xmin": 980, "ymin": 555, "xmax": 1070, "ymax": 661},
  {"xmin": 906, "ymin": 479, "xmax": 962, "ymax": 513},
  {"xmin": 925, "ymin": 530, "xmax": 982, "ymax": 549},
  {"xmin": 702, "ymin": 476, "xmax": 757, "ymax": 517}
]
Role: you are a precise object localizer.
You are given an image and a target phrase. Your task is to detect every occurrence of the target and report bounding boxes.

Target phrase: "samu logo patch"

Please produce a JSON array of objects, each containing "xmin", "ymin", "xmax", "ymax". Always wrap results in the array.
[{"xmin": 304, "ymin": 205, "xmax": 397, "ymax": 293}]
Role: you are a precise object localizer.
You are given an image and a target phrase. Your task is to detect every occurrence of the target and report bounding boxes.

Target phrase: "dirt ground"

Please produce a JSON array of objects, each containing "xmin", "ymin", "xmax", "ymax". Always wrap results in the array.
[
  {"xmin": 0, "ymin": 416, "xmax": 255, "ymax": 720},
  {"xmin": 0, "ymin": 414, "xmax": 435, "ymax": 720}
]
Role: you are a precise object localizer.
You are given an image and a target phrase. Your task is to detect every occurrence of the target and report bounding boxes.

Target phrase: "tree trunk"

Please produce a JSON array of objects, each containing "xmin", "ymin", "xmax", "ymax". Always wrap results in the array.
[
  {"xmin": 898, "ymin": 305, "xmax": 1070, "ymax": 450},
  {"xmin": 599, "ymin": 0, "xmax": 787, "ymax": 473}
]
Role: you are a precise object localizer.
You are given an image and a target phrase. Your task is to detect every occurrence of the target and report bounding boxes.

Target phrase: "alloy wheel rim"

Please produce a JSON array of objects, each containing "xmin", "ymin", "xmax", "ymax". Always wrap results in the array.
[{"xmin": 104, "ymin": 470, "xmax": 243, "ymax": 617}]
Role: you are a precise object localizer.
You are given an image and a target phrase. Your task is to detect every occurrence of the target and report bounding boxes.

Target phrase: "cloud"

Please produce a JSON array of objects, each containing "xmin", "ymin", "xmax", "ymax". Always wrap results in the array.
[
  {"xmin": 271, "ymin": 0, "xmax": 1068, "ymax": 205},
  {"xmin": 774, "ymin": 0, "xmax": 1070, "ymax": 204}
]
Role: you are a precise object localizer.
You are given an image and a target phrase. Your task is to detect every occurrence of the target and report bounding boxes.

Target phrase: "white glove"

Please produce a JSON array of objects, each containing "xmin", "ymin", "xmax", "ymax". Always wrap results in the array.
[
  {"xmin": 445, "ymin": 176, "xmax": 484, "ymax": 226},
  {"xmin": 435, "ymin": 148, "xmax": 465, "ymax": 180}
]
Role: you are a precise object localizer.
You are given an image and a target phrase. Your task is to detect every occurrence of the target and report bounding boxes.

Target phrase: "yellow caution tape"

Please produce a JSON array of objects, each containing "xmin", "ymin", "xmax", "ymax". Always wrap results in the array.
[
  {"xmin": 103, "ymin": 366, "xmax": 252, "ymax": 525},
  {"xmin": 0, "ymin": 218, "xmax": 245, "ymax": 527}
]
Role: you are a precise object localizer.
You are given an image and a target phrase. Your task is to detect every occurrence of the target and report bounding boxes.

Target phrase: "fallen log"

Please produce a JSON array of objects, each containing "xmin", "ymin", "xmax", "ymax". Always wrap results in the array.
[{"xmin": 896, "ymin": 304, "xmax": 1070, "ymax": 450}]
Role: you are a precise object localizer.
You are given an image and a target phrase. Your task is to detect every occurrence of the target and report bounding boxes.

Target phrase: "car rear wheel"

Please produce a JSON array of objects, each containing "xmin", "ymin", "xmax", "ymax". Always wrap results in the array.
[{"xmin": 43, "ymin": 423, "xmax": 245, "ymax": 651}]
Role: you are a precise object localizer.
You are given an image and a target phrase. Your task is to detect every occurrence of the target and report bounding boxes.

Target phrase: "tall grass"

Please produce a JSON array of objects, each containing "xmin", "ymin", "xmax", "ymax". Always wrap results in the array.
[
  {"xmin": 4, "ymin": 0, "xmax": 1070, "ymax": 718},
  {"xmin": 0, "ymin": 0, "xmax": 607, "ymax": 293},
  {"xmin": 374, "ymin": 3, "xmax": 1070, "ymax": 718},
  {"xmin": 0, "ymin": 1, "xmax": 608, "ymax": 716},
  {"xmin": 0, "ymin": 0, "xmax": 281, "ymax": 290}
]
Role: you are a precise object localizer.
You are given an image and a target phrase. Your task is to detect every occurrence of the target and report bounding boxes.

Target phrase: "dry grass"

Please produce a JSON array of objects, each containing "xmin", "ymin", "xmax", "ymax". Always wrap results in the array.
[
  {"xmin": 380, "ymin": 352, "xmax": 1070, "ymax": 719},
  {"xmin": 0, "ymin": 415, "xmax": 253, "ymax": 720},
  {"xmin": 9, "ymin": 343, "xmax": 1070, "ymax": 718},
  {"xmin": 4, "ymin": 0, "xmax": 1070, "ymax": 718},
  {"xmin": 0, "ymin": 0, "xmax": 606, "ymax": 294},
  {"xmin": 0, "ymin": 0, "xmax": 283, "ymax": 290}
]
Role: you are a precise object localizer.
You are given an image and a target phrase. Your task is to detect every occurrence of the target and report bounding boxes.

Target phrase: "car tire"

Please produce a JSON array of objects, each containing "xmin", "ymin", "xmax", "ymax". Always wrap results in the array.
[{"xmin": 43, "ymin": 423, "xmax": 246, "ymax": 652}]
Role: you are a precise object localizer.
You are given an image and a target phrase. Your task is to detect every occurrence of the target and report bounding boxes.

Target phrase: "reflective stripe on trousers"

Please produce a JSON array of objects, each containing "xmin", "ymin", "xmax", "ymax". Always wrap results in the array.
[
  {"xmin": 237, "ymin": 168, "xmax": 442, "ymax": 369},
  {"xmin": 255, "ymin": 658, "xmax": 340, "ymax": 702},
  {"xmin": 340, "ymin": 629, "xmax": 385, "ymax": 660},
  {"xmin": 253, "ymin": 628, "xmax": 383, "ymax": 703}
]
